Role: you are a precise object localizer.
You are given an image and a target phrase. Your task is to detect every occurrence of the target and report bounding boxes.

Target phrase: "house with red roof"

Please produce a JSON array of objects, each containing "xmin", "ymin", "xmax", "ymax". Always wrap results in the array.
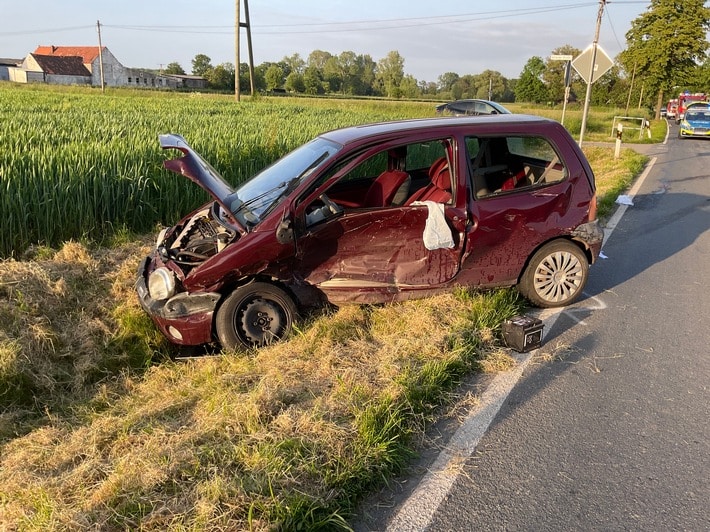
[
  {"xmin": 8, "ymin": 45, "xmax": 203, "ymax": 89},
  {"xmin": 10, "ymin": 53, "xmax": 92, "ymax": 85}
]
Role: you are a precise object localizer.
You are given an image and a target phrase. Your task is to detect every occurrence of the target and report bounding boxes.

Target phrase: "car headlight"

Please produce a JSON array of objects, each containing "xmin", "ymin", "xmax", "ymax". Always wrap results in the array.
[{"xmin": 148, "ymin": 267, "xmax": 176, "ymax": 301}]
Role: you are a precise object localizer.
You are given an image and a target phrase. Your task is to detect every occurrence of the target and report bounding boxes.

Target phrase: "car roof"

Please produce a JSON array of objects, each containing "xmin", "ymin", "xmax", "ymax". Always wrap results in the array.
[{"xmin": 319, "ymin": 114, "xmax": 552, "ymax": 146}]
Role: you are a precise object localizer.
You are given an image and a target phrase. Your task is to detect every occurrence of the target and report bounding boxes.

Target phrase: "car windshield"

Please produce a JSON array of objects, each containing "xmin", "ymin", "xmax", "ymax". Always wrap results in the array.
[
  {"xmin": 225, "ymin": 137, "xmax": 342, "ymax": 227},
  {"xmin": 689, "ymin": 111, "xmax": 710, "ymax": 121}
]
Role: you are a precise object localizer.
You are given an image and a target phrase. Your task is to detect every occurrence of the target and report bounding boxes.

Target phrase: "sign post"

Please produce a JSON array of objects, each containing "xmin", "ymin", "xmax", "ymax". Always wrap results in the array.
[
  {"xmin": 551, "ymin": 54, "xmax": 573, "ymax": 126},
  {"xmin": 573, "ymin": 1, "xmax": 610, "ymax": 147}
]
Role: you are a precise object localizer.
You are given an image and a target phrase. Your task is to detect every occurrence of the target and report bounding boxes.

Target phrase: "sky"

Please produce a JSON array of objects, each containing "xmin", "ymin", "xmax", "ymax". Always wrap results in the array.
[{"xmin": 0, "ymin": 1, "xmax": 653, "ymax": 82}]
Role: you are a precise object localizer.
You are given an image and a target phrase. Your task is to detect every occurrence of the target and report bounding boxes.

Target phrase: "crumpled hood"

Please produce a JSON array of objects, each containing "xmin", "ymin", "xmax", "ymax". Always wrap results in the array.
[{"xmin": 159, "ymin": 133, "xmax": 238, "ymax": 224}]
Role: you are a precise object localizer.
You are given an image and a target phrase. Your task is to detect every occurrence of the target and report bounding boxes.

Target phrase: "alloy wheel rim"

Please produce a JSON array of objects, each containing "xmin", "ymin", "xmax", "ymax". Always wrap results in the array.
[{"xmin": 533, "ymin": 251, "xmax": 583, "ymax": 303}]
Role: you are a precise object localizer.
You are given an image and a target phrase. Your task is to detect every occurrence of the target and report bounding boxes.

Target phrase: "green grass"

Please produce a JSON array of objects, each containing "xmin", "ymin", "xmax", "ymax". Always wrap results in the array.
[
  {"xmin": 2, "ymin": 83, "xmax": 651, "ymax": 257},
  {"xmin": 0, "ymin": 84, "xmax": 649, "ymax": 530}
]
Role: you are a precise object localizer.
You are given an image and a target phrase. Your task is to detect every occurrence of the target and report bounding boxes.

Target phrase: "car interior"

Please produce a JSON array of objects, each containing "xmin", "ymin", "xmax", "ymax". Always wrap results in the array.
[
  {"xmin": 311, "ymin": 140, "xmax": 453, "ymax": 212},
  {"xmin": 467, "ymin": 136, "xmax": 566, "ymax": 198}
]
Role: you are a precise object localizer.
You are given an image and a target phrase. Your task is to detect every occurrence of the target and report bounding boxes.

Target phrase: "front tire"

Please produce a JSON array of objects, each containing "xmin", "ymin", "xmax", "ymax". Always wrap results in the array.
[
  {"xmin": 519, "ymin": 240, "xmax": 589, "ymax": 308},
  {"xmin": 215, "ymin": 282, "xmax": 297, "ymax": 350}
]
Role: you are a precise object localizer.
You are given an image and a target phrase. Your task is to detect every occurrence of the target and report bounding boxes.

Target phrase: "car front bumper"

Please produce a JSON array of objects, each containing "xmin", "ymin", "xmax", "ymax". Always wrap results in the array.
[
  {"xmin": 679, "ymin": 126, "xmax": 710, "ymax": 137},
  {"xmin": 136, "ymin": 257, "xmax": 221, "ymax": 345}
]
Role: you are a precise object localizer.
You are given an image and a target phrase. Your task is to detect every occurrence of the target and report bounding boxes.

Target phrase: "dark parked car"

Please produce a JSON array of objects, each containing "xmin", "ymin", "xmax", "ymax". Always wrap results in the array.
[
  {"xmin": 435, "ymin": 99, "xmax": 511, "ymax": 116},
  {"xmin": 137, "ymin": 115, "xmax": 603, "ymax": 350}
]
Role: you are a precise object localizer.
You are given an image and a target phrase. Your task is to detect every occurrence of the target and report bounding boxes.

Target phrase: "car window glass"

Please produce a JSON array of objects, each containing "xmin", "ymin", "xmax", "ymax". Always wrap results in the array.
[
  {"xmin": 467, "ymin": 135, "xmax": 567, "ymax": 198},
  {"xmin": 300, "ymin": 139, "xmax": 453, "ymax": 228}
]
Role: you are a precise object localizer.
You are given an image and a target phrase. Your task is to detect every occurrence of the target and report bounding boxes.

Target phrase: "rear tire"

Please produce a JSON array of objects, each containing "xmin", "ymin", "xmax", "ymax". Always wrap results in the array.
[
  {"xmin": 215, "ymin": 282, "xmax": 297, "ymax": 350},
  {"xmin": 519, "ymin": 240, "xmax": 588, "ymax": 308}
]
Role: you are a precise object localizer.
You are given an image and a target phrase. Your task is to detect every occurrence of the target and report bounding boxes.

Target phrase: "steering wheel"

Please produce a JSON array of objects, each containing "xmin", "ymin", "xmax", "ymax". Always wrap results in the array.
[{"xmin": 319, "ymin": 193, "xmax": 343, "ymax": 215}]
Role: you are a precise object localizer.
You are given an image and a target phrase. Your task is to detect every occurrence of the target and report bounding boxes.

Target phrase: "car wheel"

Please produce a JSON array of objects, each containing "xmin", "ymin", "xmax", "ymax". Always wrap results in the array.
[
  {"xmin": 519, "ymin": 240, "xmax": 588, "ymax": 308},
  {"xmin": 215, "ymin": 282, "xmax": 297, "ymax": 349}
]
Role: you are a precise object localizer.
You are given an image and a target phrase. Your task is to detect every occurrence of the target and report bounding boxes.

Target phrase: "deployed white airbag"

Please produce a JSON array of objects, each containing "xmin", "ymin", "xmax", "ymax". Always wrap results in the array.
[{"xmin": 413, "ymin": 201, "xmax": 454, "ymax": 250}]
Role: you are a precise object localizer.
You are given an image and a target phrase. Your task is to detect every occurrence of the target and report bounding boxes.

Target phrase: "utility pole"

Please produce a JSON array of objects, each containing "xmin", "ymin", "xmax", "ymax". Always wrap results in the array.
[
  {"xmin": 625, "ymin": 62, "xmax": 636, "ymax": 115},
  {"xmin": 96, "ymin": 20, "xmax": 105, "ymax": 93},
  {"xmin": 243, "ymin": 0, "xmax": 256, "ymax": 96},
  {"xmin": 578, "ymin": 0, "xmax": 605, "ymax": 146},
  {"xmin": 235, "ymin": 0, "xmax": 240, "ymax": 101},
  {"xmin": 235, "ymin": 0, "xmax": 256, "ymax": 102}
]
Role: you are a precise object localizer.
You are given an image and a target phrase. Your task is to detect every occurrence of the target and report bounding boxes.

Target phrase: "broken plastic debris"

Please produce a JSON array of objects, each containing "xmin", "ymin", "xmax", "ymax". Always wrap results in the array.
[{"xmin": 615, "ymin": 195, "xmax": 634, "ymax": 206}]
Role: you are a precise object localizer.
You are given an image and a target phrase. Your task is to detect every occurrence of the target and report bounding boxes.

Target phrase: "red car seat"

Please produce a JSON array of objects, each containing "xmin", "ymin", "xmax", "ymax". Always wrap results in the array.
[{"xmin": 405, "ymin": 157, "xmax": 452, "ymax": 204}]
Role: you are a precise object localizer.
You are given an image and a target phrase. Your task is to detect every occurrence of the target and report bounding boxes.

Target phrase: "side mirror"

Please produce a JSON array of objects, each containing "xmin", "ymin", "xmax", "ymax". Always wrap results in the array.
[{"xmin": 275, "ymin": 217, "xmax": 294, "ymax": 244}]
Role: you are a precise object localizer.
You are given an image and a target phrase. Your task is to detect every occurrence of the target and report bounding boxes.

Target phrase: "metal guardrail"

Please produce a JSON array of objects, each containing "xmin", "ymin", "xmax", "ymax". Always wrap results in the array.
[{"xmin": 611, "ymin": 116, "xmax": 650, "ymax": 139}]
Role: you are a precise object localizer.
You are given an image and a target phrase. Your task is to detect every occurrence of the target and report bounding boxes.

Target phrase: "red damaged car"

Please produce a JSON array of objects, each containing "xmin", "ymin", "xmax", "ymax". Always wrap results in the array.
[{"xmin": 136, "ymin": 115, "xmax": 603, "ymax": 350}]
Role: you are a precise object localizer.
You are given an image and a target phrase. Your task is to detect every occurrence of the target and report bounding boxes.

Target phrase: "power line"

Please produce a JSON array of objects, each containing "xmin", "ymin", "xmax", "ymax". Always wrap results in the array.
[
  {"xmin": 1, "ymin": 4, "xmax": 600, "ymax": 38},
  {"xmin": 0, "ymin": 25, "xmax": 94, "ymax": 37},
  {"xmin": 0, "ymin": 2, "xmax": 650, "ymax": 39},
  {"xmin": 106, "ymin": 4, "xmax": 598, "ymax": 33}
]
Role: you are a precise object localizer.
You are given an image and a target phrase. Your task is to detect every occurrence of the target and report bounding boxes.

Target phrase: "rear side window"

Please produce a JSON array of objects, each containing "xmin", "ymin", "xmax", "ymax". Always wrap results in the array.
[{"xmin": 466, "ymin": 136, "xmax": 567, "ymax": 198}]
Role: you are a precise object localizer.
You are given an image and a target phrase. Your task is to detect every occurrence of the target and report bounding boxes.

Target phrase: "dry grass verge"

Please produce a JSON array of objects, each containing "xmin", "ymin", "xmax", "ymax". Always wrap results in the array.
[{"xmin": 0, "ymin": 241, "xmax": 524, "ymax": 530}]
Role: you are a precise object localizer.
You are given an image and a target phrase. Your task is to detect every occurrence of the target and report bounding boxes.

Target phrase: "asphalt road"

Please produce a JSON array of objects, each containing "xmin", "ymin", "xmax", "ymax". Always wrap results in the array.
[{"xmin": 354, "ymin": 125, "xmax": 710, "ymax": 531}]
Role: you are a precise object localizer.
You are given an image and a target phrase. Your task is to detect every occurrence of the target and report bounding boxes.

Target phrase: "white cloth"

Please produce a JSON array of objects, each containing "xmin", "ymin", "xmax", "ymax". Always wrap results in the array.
[{"xmin": 413, "ymin": 201, "xmax": 455, "ymax": 250}]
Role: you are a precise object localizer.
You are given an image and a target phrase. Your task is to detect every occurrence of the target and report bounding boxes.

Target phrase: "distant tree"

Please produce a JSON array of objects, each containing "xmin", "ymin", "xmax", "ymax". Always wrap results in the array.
[
  {"xmin": 240, "ymin": 62, "xmax": 263, "ymax": 92},
  {"xmin": 307, "ymin": 50, "xmax": 333, "ymax": 71},
  {"xmin": 164, "ymin": 62, "xmax": 185, "ymax": 75},
  {"xmin": 438, "ymin": 72, "xmax": 460, "ymax": 93},
  {"xmin": 419, "ymin": 80, "xmax": 438, "ymax": 96},
  {"xmin": 376, "ymin": 50, "xmax": 405, "ymax": 98},
  {"xmin": 543, "ymin": 45, "xmax": 581, "ymax": 103},
  {"xmin": 303, "ymin": 66, "xmax": 324, "ymax": 95},
  {"xmin": 284, "ymin": 71, "xmax": 305, "ymax": 93},
  {"xmin": 355, "ymin": 54, "xmax": 377, "ymax": 96},
  {"xmin": 191, "ymin": 54, "xmax": 213, "ymax": 77},
  {"xmin": 399, "ymin": 74, "xmax": 420, "ymax": 99},
  {"xmin": 620, "ymin": 0, "xmax": 710, "ymax": 118},
  {"xmin": 451, "ymin": 75, "xmax": 473, "ymax": 99},
  {"xmin": 697, "ymin": 57, "xmax": 710, "ymax": 90},
  {"xmin": 207, "ymin": 63, "xmax": 235, "ymax": 91},
  {"xmin": 264, "ymin": 64, "xmax": 285, "ymax": 91},
  {"xmin": 323, "ymin": 56, "xmax": 343, "ymax": 93},
  {"xmin": 589, "ymin": 64, "xmax": 626, "ymax": 106},
  {"xmin": 282, "ymin": 53, "xmax": 305, "ymax": 75},
  {"xmin": 515, "ymin": 56, "xmax": 548, "ymax": 103},
  {"xmin": 338, "ymin": 51, "xmax": 358, "ymax": 94},
  {"xmin": 471, "ymin": 70, "xmax": 507, "ymax": 101}
]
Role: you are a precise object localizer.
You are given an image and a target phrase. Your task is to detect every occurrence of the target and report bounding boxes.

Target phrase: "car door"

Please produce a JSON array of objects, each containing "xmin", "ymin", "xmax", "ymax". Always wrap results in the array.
[{"xmin": 290, "ymin": 141, "xmax": 467, "ymax": 303}]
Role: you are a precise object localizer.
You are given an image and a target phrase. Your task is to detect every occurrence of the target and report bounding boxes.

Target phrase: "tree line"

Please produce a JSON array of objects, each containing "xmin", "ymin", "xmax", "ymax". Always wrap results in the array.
[{"xmin": 162, "ymin": 0, "xmax": 709, "ymax": 114}]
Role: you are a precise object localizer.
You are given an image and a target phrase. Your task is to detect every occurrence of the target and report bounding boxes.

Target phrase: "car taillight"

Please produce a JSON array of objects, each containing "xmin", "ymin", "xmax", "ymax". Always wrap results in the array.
[{"xmin": 588, "ymin": 194, "xmax": 598, "ymax": 221}]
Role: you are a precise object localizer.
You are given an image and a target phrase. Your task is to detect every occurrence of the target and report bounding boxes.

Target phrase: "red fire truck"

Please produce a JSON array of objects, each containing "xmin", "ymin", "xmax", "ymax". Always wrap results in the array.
[{"xmin": 676, "ymin": 92, "xmax": 707, "ymax": 123}]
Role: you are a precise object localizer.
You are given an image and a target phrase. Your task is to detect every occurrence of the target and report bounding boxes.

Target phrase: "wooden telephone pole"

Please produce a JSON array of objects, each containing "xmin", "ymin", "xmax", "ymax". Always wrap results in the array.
[
  {"xmin": 235, "ymin": 0, "xmax": 256, "ymax": 101},
  {"xmin": 96, "ymin": 20, "xmax": 105, "ymax": 93}
]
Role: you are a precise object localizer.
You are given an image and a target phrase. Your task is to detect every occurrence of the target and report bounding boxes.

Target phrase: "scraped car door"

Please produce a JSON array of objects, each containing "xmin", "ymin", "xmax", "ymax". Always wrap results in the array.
[{"xmin": 291, "ymin": 141, "xmax": 466, "ymax": 303}]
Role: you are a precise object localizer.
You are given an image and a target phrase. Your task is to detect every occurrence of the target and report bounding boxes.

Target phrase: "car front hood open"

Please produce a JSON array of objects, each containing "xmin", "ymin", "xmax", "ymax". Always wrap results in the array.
[{"xmin": 159, "ymin": 133, "xmax": 244, "ymax": 232}]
